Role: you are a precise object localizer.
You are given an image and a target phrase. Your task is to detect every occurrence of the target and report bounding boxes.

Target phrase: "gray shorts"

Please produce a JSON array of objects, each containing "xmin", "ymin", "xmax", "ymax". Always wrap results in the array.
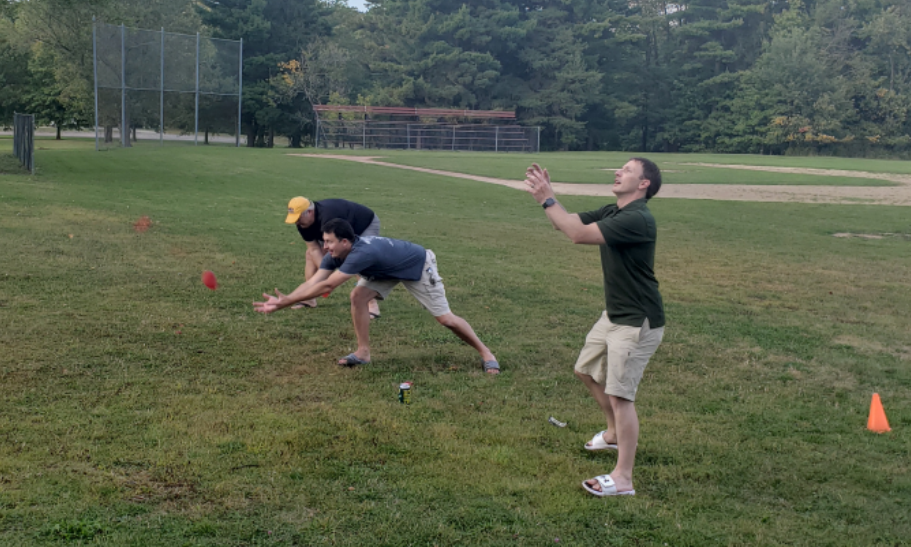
[
  {"xmin": 360, "ymin": 215, "xmax": 381, "ymax": 238},
  {"xmin": 356, "ymin": 250, "xmax": 451, "ymax": 317}
]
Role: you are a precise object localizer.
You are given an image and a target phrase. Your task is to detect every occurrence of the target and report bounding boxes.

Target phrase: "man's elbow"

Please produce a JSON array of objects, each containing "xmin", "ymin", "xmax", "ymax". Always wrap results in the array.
[
  {"xmin": 569, "ymin": 232, "xmax": 602, "ymax": 245},
  {"xmin": 320, "ymin": 279, "xmax": 337, "ymax": 293},
  {"xmin": 568, "ymin": 231, "xmax": 588, "ymax": 245}
]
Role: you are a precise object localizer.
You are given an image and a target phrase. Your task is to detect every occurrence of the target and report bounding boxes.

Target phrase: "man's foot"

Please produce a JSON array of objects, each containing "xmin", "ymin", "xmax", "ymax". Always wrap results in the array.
[
  {"xmin": 584, "ymin": 431, "xmax": 618, "ymax": 451},
  {"xmin": 481, "ymin": 359, "xmax": 500, "ymax": 375},
  {"xmin": 338, "ymin": 352, "xmax": 371, "ymax": 367},
  {"xmin": 292, "ymin": 299, "xmax": 318, "ymax": 309},
  {"xmin": 480, "ymin": 352, "xmax": 500, "ymax": 375},
  {"xmin": 582, "ymin": 474, "xmax": 635, "ymax": 497}
]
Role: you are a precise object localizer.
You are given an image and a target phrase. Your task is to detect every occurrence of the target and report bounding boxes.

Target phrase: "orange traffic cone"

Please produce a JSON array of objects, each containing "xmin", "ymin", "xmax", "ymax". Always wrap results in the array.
[{"xmin": 867, "ymin": 393, "xmax": 891, "ymax": 433}]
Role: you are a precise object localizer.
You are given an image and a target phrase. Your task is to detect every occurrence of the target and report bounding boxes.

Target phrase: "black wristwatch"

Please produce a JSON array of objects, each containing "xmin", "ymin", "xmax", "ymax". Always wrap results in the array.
[{"xmin": 542, "ymin": 197, "xmax": 557, "ymax": 209}]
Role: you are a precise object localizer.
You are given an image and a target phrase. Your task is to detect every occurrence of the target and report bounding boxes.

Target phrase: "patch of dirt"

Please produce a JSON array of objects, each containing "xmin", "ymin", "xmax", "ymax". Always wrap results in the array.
[
  {"xmin": 833, "ymin": 233, "xmax": 883, "ymax": 239},
  {"xmin": 681, "ymin": 163, "xmax": 911, "ymax": 185},
  {"xmin": 833, "ymin": 232, "xmax": 911, "ymax": 239},
  {"xmin": 133, "ymin": 215, "xmax": 152, "ymax": 233},
  {"xmin": 833, "ymin": 335, "xmax": 911, "ymax": 361},
  {"xmin": 111, "ymin": 467, "xmax": 198, "ymax": 504},
  {"xmin": 287, "ymin": 154, "xmax": 911, "ymax": 206}
]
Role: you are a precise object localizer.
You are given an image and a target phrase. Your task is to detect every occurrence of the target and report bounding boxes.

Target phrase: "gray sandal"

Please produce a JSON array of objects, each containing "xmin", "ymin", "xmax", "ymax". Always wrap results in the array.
[
  {"xmin": 338, "ymin": 353, "xmax": 370, "ymax": 367},
  {"xmin": 482, "ymin": 360, "xmax": 500, "ymax": 374}
]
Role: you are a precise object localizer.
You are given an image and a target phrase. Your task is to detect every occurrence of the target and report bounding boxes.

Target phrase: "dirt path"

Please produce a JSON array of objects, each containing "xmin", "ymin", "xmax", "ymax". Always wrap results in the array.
[
  {"xmin": 288, "ymin": 154, "xmax": 911, "ymax": 206},
  {"xmin": 681, "ymin": 163, "xmax": 911, "ymax": 185}
]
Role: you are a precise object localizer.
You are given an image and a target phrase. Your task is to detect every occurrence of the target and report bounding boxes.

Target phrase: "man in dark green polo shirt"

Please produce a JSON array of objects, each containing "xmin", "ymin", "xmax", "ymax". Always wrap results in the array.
[{"xmin": 524, "ymin": 158, "xmax": 666, "ymax": 497}]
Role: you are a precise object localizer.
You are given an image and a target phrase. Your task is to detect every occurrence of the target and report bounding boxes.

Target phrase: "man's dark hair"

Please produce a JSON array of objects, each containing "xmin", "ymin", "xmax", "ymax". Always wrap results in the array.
[
  {"xmin": 631, "ymin": 157, "xmax": 662, "ymax": 199},
  {"xmin": 322, "ymin": 218, "xmax": 357, "ymax": 242}
]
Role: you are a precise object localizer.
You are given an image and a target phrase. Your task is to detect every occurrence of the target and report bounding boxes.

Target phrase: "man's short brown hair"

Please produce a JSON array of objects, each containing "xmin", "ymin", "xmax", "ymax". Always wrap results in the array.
[{"xmin": 631, "ymin": 157, "xmax": 662, "ymax": 199}]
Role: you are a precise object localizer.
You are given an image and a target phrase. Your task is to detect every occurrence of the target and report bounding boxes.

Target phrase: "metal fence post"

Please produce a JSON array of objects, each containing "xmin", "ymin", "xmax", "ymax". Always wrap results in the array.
[
  {"xmin": 536, "ymin": 126, "xmax": 541, "ymax": 153},
  {"xmin": 93, "ymin": 18, "xmax": 99, "ymax": 151},
  {"xmin": 495, "ymin": 126, "xmax": 499, "ymax": 153},
  {"xmin": 194, "ymin": 32, "xmax": 200, "ymax": 146},
  {"xmin": 362, "ymin": 118, "xmax": 366, "ymax": 149},
  {"xmin": 315, "ymin": 117, "xmax": 320, "ymax": 148},
  {"xmin": 28, "ymin": 115, "xmax": 34, "ymax": 173},
  {"xmin": 121, "ymin": 24, "xmax": 126, "ymax": 147},
  {"xmin": 452, "ymin": 126, "xmax": 455, "ymax": 151},
  {"xmin": 237, "ymin": 38, "xmax": 243, "ymax": 147},
  {"xmin": 407, "ymin": 124, "xmax": 411, "ymax": 150},
  {"xmin": 160, "ymin": 28, "xmax": 165, "ymax": 146}
]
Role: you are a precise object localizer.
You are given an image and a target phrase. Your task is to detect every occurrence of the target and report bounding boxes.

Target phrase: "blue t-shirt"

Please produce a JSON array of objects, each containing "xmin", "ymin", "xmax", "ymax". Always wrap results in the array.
[{"xmin": 320, "ymin": 236, "xmax": 426, "ymax": 281}]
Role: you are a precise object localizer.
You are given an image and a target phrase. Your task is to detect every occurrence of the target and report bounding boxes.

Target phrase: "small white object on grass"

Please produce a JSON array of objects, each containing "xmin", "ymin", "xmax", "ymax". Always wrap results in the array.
[{"xmin": 548, "ymin": 416, "xmax": 567, "ymax": 428}]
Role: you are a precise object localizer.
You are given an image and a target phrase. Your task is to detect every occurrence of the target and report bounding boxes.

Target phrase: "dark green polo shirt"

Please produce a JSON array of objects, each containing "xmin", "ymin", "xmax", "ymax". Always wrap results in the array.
[{"xmin": 578, "ymin": 198, "xmax": 665, "ymax": 328}]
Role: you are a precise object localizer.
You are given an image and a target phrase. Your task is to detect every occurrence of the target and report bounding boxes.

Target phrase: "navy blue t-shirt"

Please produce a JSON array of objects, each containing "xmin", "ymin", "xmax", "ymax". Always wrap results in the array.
[
  {"xmin": 320, "ymin": 236, "xmax": 426, "ymax": 281},
  {"xmin": 297, "ymin": 199, "xmax": 375, "ymax": 243}
]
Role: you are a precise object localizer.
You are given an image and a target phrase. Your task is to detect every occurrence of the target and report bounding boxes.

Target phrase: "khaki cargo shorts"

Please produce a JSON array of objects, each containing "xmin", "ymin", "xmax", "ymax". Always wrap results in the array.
[
  {"xmin": 357, "ymin": 249, "xmax": 451, "ymax": 317},
  {"xmin": 574, "ymin": 312, "xmax": 664, "ymax": 401}
]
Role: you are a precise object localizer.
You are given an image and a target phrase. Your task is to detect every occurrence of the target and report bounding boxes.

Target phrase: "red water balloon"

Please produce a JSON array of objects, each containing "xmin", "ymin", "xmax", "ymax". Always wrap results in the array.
[{"xmin": 202, "ymin": 270, "xmax": 218, "ymax": 290}]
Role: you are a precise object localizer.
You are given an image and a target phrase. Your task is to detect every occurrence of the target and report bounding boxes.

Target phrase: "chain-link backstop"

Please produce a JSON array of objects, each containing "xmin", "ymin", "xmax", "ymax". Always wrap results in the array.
[{"xmin": 92, "ymin": 22, "xmax": 242, "ymax": 149}]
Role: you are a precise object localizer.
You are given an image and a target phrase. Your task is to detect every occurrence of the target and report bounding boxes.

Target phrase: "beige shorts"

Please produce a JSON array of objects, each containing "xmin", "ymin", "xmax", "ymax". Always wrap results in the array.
[
  {"xmin": 357, "ymin": 250, "xmax": 451, "ymax": 317},
  {"xmin": 574, "ymin": 312, "xmax": 664, "ymax": 401}
]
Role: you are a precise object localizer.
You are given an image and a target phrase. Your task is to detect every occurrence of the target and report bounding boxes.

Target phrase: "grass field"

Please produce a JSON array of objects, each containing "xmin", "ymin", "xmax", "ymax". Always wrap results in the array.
[
  {"xmin": 306, "ymin": 149, "xmax": 910, "ymax": 186},
  {"xmin": 1, "ymin": 141, "xmax": 910, "ymax": 545}
]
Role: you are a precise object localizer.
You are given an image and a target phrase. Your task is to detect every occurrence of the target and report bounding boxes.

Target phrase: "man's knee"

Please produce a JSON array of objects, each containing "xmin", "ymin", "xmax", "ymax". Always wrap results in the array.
[
  {"xmin": 434, "ymin": 313, "xmax": 459, "ymax": 329},
  {"xmin": 305, "ymin": 248, "xmax": 322, "ymax": 262},
  {"xmin": 574, "ymin": 369, "xmax": 592, "ymax": 382},
  {"xmin": 350, "ymin": 286, "xmax": 374, "ymax": 306},
  {"xmin": 608, "ymin": 394, "xmax": 634, "ymax": 409}
]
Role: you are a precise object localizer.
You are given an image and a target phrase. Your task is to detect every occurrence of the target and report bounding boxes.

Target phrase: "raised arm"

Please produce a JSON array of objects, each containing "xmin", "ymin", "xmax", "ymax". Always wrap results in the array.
[{"xmin": 524, "ymin": 164, "xmax": 605, "ymax": 245}]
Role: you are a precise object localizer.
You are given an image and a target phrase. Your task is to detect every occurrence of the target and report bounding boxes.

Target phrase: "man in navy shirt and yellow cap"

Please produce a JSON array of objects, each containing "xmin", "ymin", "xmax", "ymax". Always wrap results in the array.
[{"xmin": 285, "ymin": 196, "xmax": 381, "ymax": 316}]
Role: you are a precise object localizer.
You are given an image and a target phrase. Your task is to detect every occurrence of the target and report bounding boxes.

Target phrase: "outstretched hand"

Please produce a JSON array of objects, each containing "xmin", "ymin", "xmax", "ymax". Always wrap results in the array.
[
  {"xmin": 524, "ymin": 163, "xmax": 555, "ymax": 204},
  {"xmin": 253, "ymin": 289, "xmax": 287, "ymax": 314}
]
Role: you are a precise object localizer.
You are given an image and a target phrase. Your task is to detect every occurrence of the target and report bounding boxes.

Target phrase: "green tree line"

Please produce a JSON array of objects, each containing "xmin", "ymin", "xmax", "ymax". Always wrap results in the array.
[{"xmin": 2, "ymin": 0, "xmax": 910, "ymax": 155}]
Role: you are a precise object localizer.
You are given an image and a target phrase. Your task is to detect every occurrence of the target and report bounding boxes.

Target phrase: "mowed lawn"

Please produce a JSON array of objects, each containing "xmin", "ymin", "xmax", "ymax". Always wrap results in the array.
[
  {"xmin": 1, "ymin": 141, "xmax": 910, "ymax": 545},
  {"xmin": 308, "ymin": 148, "xmax": 911, "ymax": 186}
]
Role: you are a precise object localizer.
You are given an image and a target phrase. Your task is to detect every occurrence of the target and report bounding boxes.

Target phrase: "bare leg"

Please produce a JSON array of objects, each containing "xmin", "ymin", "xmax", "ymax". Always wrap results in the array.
[
  {"xmin": 356, "ymin": 275, "xmax": 381, "ymax": 317},
  {"xmin": 575, "ymin": 371, "xmax": 617, "ymax": 444},
  {"xmin": 434, "ymin": 313, "xmax": 498, "ymax": 374},
  {"xmin": 294, "ymin": 245, "xmax": 325, "ymax": 309},
  {"xmin": 343, "ymin": 286, "xmax": 378, "ymax": 363},
  {"xmin": 584, "ymin": 395, "xmax": 638, "ymax": 494}
]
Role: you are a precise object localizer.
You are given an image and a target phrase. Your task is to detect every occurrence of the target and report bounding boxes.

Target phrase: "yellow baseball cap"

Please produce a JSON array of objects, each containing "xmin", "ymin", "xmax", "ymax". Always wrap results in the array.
[{"xmin": 285, "ymin": 196, "xmax": 311, "ymax": 224}]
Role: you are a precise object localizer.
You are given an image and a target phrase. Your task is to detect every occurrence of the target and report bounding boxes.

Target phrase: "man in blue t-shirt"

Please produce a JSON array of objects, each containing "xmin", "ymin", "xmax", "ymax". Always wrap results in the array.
[
  {"xmin": 253, "ymin": 219, "xmax": 500, "ymax": 374},
  {"xmin": 285, "ymin": 196, "xmax": 381, "ymax": 315}
]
